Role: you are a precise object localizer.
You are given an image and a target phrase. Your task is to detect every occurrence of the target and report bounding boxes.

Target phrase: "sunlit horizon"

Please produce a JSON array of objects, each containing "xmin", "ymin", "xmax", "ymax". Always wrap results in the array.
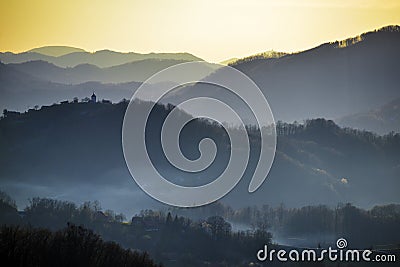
[{"xmin": 1, "ymin": 0, "xmax": 400, "ymax": 62}]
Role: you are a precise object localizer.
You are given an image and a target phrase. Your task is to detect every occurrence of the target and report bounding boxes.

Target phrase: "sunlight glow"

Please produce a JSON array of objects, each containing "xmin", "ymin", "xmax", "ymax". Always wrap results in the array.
[{"xmin": 1, "ymin": 0, "xmax": 399, "ymax": 62}]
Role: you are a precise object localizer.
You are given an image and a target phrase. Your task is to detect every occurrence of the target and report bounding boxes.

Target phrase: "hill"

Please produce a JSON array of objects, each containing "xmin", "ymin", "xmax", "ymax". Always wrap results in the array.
[
  {"xmin": 219, "ymin": 57, "xmax": 238, "ymax": 65},
  {"xmin": 0, "ymin": 62, "xmax": 139, "ymax": 112},
  {"xmin": 0, "ymin": 48, "xmax": 203, "ymax": 68},
  {"xmin": 2, "ymin": 25, "xmax": 400, "ymax": 135},
  {"xmin": 28, "ymin": 46, "xmax": 86, "ymax": 57},
  {"xmin": 337, "ymin": 97, "xmax": 400, "ymax": 135},
  {"xmin": 8, "ymin": 58, "xmax": 191, "ymax": 84},
  {"xmin": 229, "ymin": 25, "xmax": 400, "ymax": 125},
  {"xmin": 0, "ymin": 102, "xmax": 399, "ymax": 214},
  {"xmin": 228, "ymin": 50, "xmax": 287, "ymax": 65}
]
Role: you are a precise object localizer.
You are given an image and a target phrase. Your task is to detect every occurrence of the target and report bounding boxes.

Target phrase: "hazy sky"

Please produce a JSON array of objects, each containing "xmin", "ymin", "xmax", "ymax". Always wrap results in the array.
[{"xmin": 1, "ymin": 0, "xmax": 399, "ymax": 62}]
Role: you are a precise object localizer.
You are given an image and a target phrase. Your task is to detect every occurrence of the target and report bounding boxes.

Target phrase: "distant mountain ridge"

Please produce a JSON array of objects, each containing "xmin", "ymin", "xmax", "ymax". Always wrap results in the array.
[
  {"xmin": 337, "ymin": 97, "xmax": 400, "ymax": 134},
  {"xmin": 229, "ymin": 25, "xmax": 400, "ymax": 126},
  {"xmin": 230, "ymin": 25, "xmax": 400, "ymax": 66},
  {"xmin": 0, "ymin": 62, "xmax": 139, "ymax": 112},
  {"xmin": 0, "ymin": 48, "xmax": 203, "ymax": 68},
  {"xmin": 1, "ymin": 25, "xmax": 400, "ymax": 134},
  {"xmin": 7, "ymin": 58, "xmax": 191, "ymax": 84},
  {"xmin": 28, "ymin": 46, "xmax": 86, "ymax": 57}
]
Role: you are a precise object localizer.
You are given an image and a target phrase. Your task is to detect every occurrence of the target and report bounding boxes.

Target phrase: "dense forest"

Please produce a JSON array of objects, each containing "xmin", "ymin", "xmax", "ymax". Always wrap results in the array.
[
  {"xmin": 0, "ymin": 191, "xmax": 272, "ymax": 266},
  {"xmin": 172, "ymin": 201, "xmax": 400, "ymax": 248},
  {"xmin": 1, "ymin": 191, "xmax": 399, "ymax": 266},
  {"xmin": 0, "ymin": 101, "xmax": 399, "ymax": 212},
  {"xmin": 0, "ymin": 224, "xmax": 160, "ymax": 267},
  {"xmin": 0, "ymin": 100, "xmax": 399, "ymax": 266}
]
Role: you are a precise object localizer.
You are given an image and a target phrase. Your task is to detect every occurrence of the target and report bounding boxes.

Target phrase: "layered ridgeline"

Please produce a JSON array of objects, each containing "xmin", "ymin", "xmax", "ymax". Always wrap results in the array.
[
  {"xmin": 1, "ymin": 26, "xmax": 400, "ymax": 133},
  {"xmin": 0, "ymin": 47, "xmax": 202, "ymax": 84},
  {"xmin": 0, "ymin": 48, "xmax": 203, "ymax": 111},
  {"xmin": 0, "ymin": 62, "xmax": 141, "ymax": 112},
  {"xmin": 337, "ymin": 97, "xmax": 400, "ymax": 135},
  {"xmin": 5, "ymin": 59, "xmax": 196, "ymax": 84},
  {"xmin": 0, "ymin": 101, "xmax": 399, "ymax": 214},
  {"xmin": 0, "ymin": 46, "xmax": 203, "ymax": 68},
  {"xmin": 230, "ymin": 25, "xmax": 400, "ymax": 128}
]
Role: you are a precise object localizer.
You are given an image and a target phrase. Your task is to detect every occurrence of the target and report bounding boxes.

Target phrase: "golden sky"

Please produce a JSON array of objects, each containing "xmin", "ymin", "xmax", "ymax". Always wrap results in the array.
[{"xmin": 1, "ymin": 0, "xmax": 399, "ymax": 62}]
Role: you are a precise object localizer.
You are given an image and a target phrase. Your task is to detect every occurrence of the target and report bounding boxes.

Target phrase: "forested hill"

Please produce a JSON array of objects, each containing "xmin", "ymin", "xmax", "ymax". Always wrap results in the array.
[
  {"xmin": 1, "ymin": 192, "xmax": 399, "ymax": 265},
  {"xmin": 0, "ymin": 223, "xmax": 161, "ymax": 267},
  {"xmin": 230, "ymin": 25, "xmax": 400, "ymax": 124},
  {"xmin": 0, "ymin": 101, "xmax": 399, "ymax": 212}
]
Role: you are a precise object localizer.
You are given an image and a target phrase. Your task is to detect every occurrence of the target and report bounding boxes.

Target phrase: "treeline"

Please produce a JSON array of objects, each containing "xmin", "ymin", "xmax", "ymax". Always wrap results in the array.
[
  {"xmin": 172, "ymin": 201, "xmax": 400, "ymax": 248},
  {"xmin": 1, "ymin": 192, "xmax": 400, "ymax": 266},
  {"xmin": 0, "ymin": 224, "xmax": 160, "ymax": 267},
  {"xmin": 1, "ymin": 101, "xmax": 399, "ymax": 210},
  {"xmin": 275, "ymin": 118, "xmax": 400, "ymax": 144},
  {"xmin": 228, "ymin": 50, "xmax": 288, "ymax": 66},
  {"xmin": 0, "ymin": 193, "xmax": 272, "ymax": 267},
  {"xmin": 230, "ymin": 203, "xmax": 400, "ymax": 249}
]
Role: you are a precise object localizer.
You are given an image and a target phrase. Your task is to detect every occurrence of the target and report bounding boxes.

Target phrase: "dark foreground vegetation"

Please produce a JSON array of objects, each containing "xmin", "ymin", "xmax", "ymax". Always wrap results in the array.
[
  {"xmin": 1, "ymin": 191, "xmax": 400, "ymax": 266},
  {"xmin": 0, "ymin": 224, "xmax": 160, "ymax": 267},
  {"xmin": 0, "ymin": 192, "xmax": 272, "ymax": 266}
]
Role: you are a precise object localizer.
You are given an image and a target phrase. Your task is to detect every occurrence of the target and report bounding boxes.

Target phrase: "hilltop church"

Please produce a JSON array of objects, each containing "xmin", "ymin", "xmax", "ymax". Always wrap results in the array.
[{"xmin": 91, "ymin": 92, "xmax": 97, "ymax": 103}]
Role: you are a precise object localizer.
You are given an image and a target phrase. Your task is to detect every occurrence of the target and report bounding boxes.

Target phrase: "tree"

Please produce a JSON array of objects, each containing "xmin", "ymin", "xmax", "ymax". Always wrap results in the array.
[
  {"xmin": 0, "ymin": 224, "xmax": 161, "ymax": 267},
  {"xmin": 0, "ymin": 191, "xmax": 16, "ymax": 209},
  {"xmin": 206, "ymin": 216, "xmax": 231, "ymax": 239},
  {"xmin": 166, "ymin": 212, "xmax": 173, "ymax": 225},
  {"xmin": 114, "ymin": 213, "xmax": 126, "ymax": 223}
]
